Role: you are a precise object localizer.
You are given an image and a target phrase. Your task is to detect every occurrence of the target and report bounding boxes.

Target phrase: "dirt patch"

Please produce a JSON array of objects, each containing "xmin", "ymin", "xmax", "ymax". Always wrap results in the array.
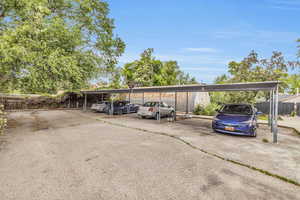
[
  {"xmin": 0, "ymin": 140, "xmax": 7, "ymax": 151},
  {"xmin": 6, "ymin": 118, "xmax": 20, "ymax": 128},
  {"xmin": 31, "ymin": 111, "xmax": 50, "ymax": 131}
]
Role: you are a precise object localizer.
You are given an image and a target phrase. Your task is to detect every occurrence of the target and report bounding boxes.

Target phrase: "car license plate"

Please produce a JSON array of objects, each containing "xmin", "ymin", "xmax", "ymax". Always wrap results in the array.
[{"xmin": 225, "ymin": 126, "xmax": 235, "ymax": 131}]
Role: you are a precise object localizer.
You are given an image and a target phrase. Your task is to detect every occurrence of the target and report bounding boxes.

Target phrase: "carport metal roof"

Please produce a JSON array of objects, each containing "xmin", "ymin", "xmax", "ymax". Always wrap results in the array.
[
  {"xmin": 81, "ymin": 81, "xmax": 280, "ymax": 143},
  {"xmin": 81, "ymin": 81, "xmax": 279, "ymax": 94}
]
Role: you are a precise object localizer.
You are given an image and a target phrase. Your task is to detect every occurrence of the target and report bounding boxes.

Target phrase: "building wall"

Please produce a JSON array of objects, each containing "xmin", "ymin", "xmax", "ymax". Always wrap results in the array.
[{"xmin": 120, "ymin": 92, "xmax": 210, "ymax": 112}]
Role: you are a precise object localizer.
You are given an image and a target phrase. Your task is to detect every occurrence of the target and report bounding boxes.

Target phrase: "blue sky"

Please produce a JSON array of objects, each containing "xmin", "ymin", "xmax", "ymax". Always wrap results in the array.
[{"xmin": 107, "ymin": 0, "xmax": 300, "ymax": 83}]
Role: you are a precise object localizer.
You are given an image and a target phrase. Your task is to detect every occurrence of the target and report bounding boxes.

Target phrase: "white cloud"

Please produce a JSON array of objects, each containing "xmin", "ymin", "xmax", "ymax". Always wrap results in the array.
[
  {"xmin": 118, "ymin": 53, "xmax": 139, "ymax": 64},
  {"xmin": 267, "ymin": 0, "xmax": 300, "ymax": 10},
  {"xmin": 213, "ymin": 30, "xmax": 298, "ymax": 44},
  {"xmin": 181, "ymin": 67, "xmax": 227, "ymax": 72},
  {"xmin": 155, "ymin": 54, "xmax": 235, "ymax": 65},
  {"xmin": 183, "ymin": 47, "xmax": 218, "ymax": 53},
  {"xmin": 118, "ymin": 52, "xmax": 239, "ymax": 69}
]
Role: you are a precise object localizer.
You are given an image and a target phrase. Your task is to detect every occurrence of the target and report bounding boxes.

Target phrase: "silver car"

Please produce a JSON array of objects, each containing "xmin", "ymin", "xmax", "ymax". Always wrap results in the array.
[
  {"xmin": 91, "ymin": 101, "xmax": 109, "ymax": 112},
  {"xmin": 137, "ymin": 101, "xmax": 175, "ymax": 119}
]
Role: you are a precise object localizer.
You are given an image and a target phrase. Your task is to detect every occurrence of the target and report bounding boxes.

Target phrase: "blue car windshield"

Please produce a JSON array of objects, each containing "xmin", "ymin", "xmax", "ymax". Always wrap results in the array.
[{"xmin": 220, "ymin": 105, "xmax": 252, "ymax": 115}]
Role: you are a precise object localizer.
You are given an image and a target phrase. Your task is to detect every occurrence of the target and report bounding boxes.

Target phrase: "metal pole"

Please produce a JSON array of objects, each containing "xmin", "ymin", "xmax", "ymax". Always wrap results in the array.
[
  {"xmin": 271, "ymin": 89, "xmax": 275, "ymax": 133},
  {"xmin": 174, "ymin": 92, "xmax": 177, "ymax": 121},
  {"xmin": 186, "ymin": 92, "xmax": 189, "ymax": 114},
  {"xmin": 129, "ymin": 91, "xmax": 131, "ymax": 103},
  {"xmin": 142, "ymin": 92, "xmax": 145, "ymax": 105},
  {"xmin": 273, "ymin": 85, "xmax": 279, "ymax": 143},
  {"xmin": 268, "ymin": 90, "xmax": 272, "ymax": 127},
  {"xmin": 84, "ymin": 93, "xmax": 87, "ymax": 111},
  {"xmin": 158, "ymin": 92, "xmax": 161, "ymax": 122},
  {"xmin": 68, "ymin": 97, "xmax": 71, "ymax": 109},
  {"xmin": 111, "ymin": 95, "xmax": 114, "ymax": 115}
]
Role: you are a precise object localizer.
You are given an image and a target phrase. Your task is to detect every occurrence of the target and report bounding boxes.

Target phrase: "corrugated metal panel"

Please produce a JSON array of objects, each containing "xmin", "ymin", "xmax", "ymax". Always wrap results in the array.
[{"xmin": 82, "ymin": 81, "xmax": 280, "ymax": 94}]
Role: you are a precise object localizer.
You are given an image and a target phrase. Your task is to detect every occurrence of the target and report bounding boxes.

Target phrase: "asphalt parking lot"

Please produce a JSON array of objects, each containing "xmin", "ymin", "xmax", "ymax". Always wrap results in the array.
[{"xmin": 1, "ymin": 110, "xmax": 299, "ymax": 200}]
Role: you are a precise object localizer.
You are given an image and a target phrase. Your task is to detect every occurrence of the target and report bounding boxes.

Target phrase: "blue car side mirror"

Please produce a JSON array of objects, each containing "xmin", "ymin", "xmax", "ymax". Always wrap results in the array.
[{"xmin": 256, "ymin": 111, "xmax": 263, "ymax": 115}]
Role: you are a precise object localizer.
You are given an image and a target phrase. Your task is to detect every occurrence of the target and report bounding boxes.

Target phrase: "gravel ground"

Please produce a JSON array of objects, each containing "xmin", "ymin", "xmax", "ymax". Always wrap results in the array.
[{"xmin": 0, "ymin": 110, "xmax": 299, "ymax": 200}]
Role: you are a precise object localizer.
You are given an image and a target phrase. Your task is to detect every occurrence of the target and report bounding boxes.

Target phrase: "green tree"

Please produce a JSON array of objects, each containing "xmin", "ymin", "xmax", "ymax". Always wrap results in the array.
[
  {"xmin": 122, "ymin": 48, "xmax": 197, "ymax": 87},
  {"xmin": 212, "ymin": 51, "xmax": 289, "ymax": 103},
  {"xmin": 0, "ymin": 0, "xmax": 125, "ymax": 94},
  {"xmin": 285, "ymin": 74, "xmax": 300, "ymax": 95},
  {"xmin": 122, "ymin": 48, "xmax": 162, "ymax": 87}
]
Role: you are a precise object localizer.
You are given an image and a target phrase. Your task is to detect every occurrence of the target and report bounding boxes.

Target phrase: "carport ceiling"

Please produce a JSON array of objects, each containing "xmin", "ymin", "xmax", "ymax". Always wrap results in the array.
[{"xmin": 81, "ymin": 81, "xmax": 280, "ymax": 94}]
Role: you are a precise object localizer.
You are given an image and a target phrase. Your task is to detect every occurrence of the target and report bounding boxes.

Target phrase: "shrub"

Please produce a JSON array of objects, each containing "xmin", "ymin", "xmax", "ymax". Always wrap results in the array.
[
  {"xmin": 0, "ymin": 104, "xmax": 6, "ymax": 135},
  {"xmin": 262, "ymin": 138, "xmax": 269, "ymax": 143},
  {"xmin": 290, "ymin": 111, "xmax": 296, "ymax": 117},
  {"xmin": 193, "ymin": 103, "xmax": 220, "ymax": 116}
]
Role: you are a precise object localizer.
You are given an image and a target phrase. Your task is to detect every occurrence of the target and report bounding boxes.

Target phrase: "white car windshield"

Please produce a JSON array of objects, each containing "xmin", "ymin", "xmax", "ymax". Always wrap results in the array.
[{"xmin": 143, "ymin": 102, "xmax": 158, "ymax": 107}]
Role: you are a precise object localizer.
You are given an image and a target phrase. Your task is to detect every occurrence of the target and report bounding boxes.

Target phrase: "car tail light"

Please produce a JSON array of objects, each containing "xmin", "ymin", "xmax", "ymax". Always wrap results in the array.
[{"xmin": 148, "ymin": 107, "xmax": 154, "ymax": 112}]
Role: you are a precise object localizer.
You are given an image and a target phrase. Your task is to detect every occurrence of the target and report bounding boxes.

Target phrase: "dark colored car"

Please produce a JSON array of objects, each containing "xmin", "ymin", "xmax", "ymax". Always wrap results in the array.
[
  {"xmin": 212, "ymin": 104, "xmax": 262, "ymax": 137},
  {"xmin": 104, "ymin": 100, "xmax": 139, "ymax": 115}
]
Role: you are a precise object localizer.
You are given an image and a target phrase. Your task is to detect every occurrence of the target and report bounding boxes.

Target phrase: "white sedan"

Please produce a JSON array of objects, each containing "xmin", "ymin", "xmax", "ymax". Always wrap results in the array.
[
  {"xmin": 138, "ymin": 101, "xmax": 175, "ymax": 119},
  {"xmin": 91, "ymin": 101, "xmax": 109, "ymax": 112}
]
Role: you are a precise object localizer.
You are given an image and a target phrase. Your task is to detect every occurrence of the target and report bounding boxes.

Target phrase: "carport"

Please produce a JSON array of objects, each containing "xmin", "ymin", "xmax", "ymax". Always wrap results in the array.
[{"xmin": 81, "ymin": 81, "xmax": 280, "ymax": 143}]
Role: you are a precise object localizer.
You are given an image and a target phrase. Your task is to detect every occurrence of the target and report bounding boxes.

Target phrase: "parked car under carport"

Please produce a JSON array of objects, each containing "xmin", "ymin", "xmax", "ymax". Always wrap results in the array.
[
  {"xmin": 212, "ymin": 104, "xmax": 262, "ymax": 137},
  {"xmin": 103, "ymin": 101, "xmax": 139, "ymax": 115},
  {"xmin": 138, "ymin": 101, "xmax": 175, "ymax": 120}
]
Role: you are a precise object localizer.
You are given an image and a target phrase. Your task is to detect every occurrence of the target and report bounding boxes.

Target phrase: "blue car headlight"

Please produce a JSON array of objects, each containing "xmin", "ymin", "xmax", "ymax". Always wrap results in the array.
[{"xmin": 242, "ymin": 119, "xmax": 254, "ymax": 126}]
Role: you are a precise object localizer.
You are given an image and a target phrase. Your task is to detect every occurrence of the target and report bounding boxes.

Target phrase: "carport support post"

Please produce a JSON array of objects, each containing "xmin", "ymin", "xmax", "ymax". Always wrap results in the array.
[
  {"xmin": 174, "ymin": 92, "xmax": 177, "ymax": 121},
  {"xmin": 268, "ymin": 90, "xmax": 273, "ymax": 127},
  {"xmin": 110, "ymin": 95, "xmax": 114, "ymax": 115},
  {"xmin": 273, "ymin": 85, "xmax": 279, "ymax": 143},
  {"xmin": 186, "ymin": 92, "xmax": 189, "ymax": 114},
  {"xmin": 158, "ymin": 92, "xmax": 161, "ymax": 122},
  {"xmin": 129, "ymin": 91, "xmax": 131, "ymax": 103},
  {"xmin": 84, "ymin": 93, "xmax": 87, "ymax": 111},
  {"xmin": 271, "ymin": 89, "xmax": 275, "ymax": 133}
]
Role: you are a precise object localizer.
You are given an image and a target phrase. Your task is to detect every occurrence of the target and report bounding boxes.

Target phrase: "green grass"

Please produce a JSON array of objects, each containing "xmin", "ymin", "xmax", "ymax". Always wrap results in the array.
[
  {"xmin": 258, "ymin": 114, "xmax": 283, "ymax": 121},
  {"xmin": 262, "ymin": 138, "xmax": 269, "ymax": 143},
  {"xmin": 258, "ymin": 114, "xmax": 268, "ymax": 121}
]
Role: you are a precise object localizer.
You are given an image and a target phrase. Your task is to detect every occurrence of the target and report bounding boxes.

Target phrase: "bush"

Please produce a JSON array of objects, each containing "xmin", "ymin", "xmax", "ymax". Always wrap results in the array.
[
  {"xmin": 290, "ymin": 111, "xmax": 296, "ymax": 117},
  {"xmin": 0, "ymin": 104, "xmax": 6, "ymax": 135},
  {"xmin": 193, "ymin": 103, "xmax": 220, "ymax": 116},
  {"xmin": 262, "ymin": 138, "xmax": 269, "ymax": 143}
]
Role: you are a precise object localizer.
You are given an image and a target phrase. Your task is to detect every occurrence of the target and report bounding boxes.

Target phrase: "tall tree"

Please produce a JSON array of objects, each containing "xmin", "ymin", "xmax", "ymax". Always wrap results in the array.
[
  {"xmin": 213, "ymin": 51, "xmax": 289, "ymax": 103},
  {"xmin": 285, "ymin": 74, "xmax": 300, "ymax": 95},
  {"xmin": 122, "ymin": 48, "xmax": 197, "ymax": 87},
  {"xmin": 0, "ymin": 0, "xmax": 125, "ymax": 93}
]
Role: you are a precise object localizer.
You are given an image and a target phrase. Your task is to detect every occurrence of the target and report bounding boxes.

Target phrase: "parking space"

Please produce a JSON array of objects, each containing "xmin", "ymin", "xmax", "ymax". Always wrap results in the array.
[
  {"xmin": 1, "ymin": 110, "xmax": 299, "ymax": 199},
  {"xmin": 86, "ymin": 111, "xmax": 300, "ymax": 184}
]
